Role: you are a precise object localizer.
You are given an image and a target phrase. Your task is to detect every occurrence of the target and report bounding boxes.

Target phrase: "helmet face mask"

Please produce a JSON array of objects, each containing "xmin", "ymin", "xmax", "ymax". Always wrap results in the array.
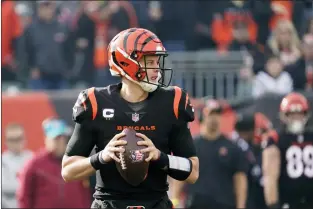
[
  {"xmin": 282, "ymin": 111, "xmax": 308, "ymax": 134},
  {"xmin": 108, "ymin": 28, "xmax": 173, "ymax": 92},
  {"xmin": 136, "ymin": 53, "xmax": 173, "ymax": 89}
]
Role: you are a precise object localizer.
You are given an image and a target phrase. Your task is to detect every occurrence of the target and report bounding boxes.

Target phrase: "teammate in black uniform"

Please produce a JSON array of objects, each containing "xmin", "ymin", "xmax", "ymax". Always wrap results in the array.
[
  {"xmin": 61, "ymin": 28, "xmax": 199, "ymax": 209},
  {"xmin": 231, "ymin": 112, "xmax": 276, "ymax": 208},
  {"xmin": 171, "ymin": 100, "xmax": 248, "ymax": 209},
  {"xmin": 263, "ymin": 92, "xmax": 313, "ymax": 209}
]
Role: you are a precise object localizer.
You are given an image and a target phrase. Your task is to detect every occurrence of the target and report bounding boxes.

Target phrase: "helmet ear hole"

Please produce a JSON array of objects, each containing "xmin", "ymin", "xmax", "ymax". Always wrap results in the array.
[
  {"xmin": 120, "ymin": 62, "xmax": 129, "ymax": 67},
  {"xmin": 130, "ymin": 51, "xmax": 138, "ymax": 60},
  {"xmin": 136, "ymin": 70, "xmax": 146, "ymax": 81}
]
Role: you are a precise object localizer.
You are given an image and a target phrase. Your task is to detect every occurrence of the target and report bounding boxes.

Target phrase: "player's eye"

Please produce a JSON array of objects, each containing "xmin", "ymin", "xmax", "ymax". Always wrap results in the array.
[{"xmin": 146, "ymin": 61, "xmax": 153, "ymax": 65}]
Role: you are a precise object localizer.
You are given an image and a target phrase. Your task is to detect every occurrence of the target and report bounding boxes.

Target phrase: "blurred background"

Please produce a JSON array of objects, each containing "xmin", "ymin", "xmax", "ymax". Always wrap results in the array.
[{"xmin": 1, "ymin": 0, "xmax": 313, "ymax": 208}]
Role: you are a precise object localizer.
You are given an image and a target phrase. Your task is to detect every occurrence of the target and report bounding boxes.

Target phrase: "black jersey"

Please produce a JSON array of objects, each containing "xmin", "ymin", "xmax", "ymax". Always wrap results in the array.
[
  {"xmin": 65, "ymin": 83, "xmax": 197, "ymax": 200},
  {"xmin": 230, "ymin": 133, "xmax": 265, "ymax": 208},
  {"xmin": 264, "ymin": 131, "xmax": 313, "ymax": 202},
  {"xmin": 187, "ymin": 135, "xmax": 249, "ymax": 208}
]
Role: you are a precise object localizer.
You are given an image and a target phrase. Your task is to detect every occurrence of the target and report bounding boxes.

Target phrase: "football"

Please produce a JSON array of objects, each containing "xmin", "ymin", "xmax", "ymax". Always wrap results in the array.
[{"xmin": 115, "ymin": 128, "xmax": 149, "ymax": 186}]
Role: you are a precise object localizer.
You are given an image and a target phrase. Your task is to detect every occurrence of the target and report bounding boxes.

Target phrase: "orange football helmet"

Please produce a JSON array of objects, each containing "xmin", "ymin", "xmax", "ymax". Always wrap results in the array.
[
  {"xmin": 280, "ymin": 92, "xmax": 310, "ymax": 134},
  {"xmin": 107, "ymin": 28, "xmax": 172, "ymax": 92}
]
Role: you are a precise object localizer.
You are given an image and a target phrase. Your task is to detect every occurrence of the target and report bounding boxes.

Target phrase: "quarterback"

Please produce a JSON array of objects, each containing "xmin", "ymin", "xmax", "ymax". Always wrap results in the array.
[{"xmin": 61, "ymin": 28, "xmax": 199, "ymax": 209}]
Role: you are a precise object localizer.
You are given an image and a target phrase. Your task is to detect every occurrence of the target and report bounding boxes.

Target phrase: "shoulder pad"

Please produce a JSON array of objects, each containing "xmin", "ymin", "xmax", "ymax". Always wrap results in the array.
[
  {"xmin": 260, "ymin": 132, "xmax": 278, "ymax": 150},
  {"xmin": 172, "ymin": 86, "xmax": 194, "ymax": 122},
  {"xmin": 72, "ymin": 87, "xmax": 98, "ymax": 123}
]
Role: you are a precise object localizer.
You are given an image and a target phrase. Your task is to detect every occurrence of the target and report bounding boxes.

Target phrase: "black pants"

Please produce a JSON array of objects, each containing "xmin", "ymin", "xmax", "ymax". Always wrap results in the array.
[{"xmin": 91, "ymin": 196, "xmax": 173, "ymax": 209}]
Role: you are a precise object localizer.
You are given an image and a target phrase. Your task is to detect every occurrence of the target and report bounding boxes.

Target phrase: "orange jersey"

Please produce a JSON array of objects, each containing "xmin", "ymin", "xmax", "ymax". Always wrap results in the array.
[
  {"xmin": 270, "ymin": 0, "xmax": 293, "ymax": 30},
  {"xmin": 1, "ymin": 1, "xmax": 22, "ymax": 66}
]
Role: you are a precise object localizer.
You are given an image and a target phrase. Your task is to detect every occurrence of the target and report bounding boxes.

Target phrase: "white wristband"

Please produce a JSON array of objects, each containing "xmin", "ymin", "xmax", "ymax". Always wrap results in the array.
[
  {"xmin": 98, "ymin": 151, "xmax": 107, "ymax": 164},
  {"xmin": 168, "ymin": 155, "xmax": 191, "ymax": 172}
]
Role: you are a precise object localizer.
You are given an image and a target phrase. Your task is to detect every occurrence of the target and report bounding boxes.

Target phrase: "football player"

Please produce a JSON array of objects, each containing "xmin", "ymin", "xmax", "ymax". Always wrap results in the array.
[
  {"xmin": 61, "ymin": 28, "xmax": 199, "ymax": 209},
  {"xmin": 170, "ymin": 100, "xmax": 248, "ymax": 209},
  {"xmin": 262, "ymin": 92, "xmax": 313, "ymax": 208},
  {"xmin": 231, "ymin": 112, "xmax": 277, "ymax": 208}
]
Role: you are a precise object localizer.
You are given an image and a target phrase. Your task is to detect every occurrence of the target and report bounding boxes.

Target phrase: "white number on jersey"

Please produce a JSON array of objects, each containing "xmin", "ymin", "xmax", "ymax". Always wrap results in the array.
[{"xmin": 286, "ymin": 145, "xmax": 313, "ymax": 178}]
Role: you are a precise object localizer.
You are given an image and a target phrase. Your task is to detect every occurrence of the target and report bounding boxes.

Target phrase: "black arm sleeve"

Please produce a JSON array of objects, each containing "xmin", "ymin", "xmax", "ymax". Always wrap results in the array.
[
  {"xmin": 233, "ymin": 147, "xmax": 249, "ymax": 174},
  {"xmin": 169, "ymin": 123, "xmax": 196, "ymax": 158},
  {"xmin": 65, "ymin": 122, "xmax": 96, "ymax": 157},
  {"xmin": 168, "ymin": 87, "xmax": 196, "ymax": 158},
  {"xmin": 65, "ymin": 88, "xmax": 97, "ymax": 157}
]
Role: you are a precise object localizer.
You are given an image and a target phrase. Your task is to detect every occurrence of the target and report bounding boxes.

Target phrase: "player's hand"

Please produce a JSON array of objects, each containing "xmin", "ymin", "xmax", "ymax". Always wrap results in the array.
[
  {"xmin": 136, "ymin": 133, "xmax": 161, "ymax": 162},
  {"xmin": 101, "ymin": 132, "xmax": 127, "ymax": 163}
]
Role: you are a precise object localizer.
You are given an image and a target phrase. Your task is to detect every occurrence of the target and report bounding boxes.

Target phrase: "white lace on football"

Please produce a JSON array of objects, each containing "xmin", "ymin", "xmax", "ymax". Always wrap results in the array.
[
  {"xmin": 119, "ymin": 152, "xmax": 127, "ymax": 170},
  {"xmin": 168, "ymin": 155, "xmax": 191, "ymax": 172}
]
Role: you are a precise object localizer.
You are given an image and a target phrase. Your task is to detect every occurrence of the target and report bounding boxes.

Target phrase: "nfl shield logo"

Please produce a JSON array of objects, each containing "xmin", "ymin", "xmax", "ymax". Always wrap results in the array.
[
  {"xmin": 130, "ymin": 150, "xmax": 144, "ymax": 162},
  {"xmin": 132, "ymin": 113, "xmax": 140, "ymax": 122}
]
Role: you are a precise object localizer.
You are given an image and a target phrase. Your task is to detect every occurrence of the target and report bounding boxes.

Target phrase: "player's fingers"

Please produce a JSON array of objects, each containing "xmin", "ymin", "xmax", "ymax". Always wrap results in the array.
[
  {"xmin": 136, "ymin": 133, "xmax": 151, "ymax": 142},
  {"xmin": 108, "ymin": 146, "xmax": 125, "ymax": 153},
  {"xmin": 109, "ymin": 153, "xmax": 120, "ymax": 162},
  {"xmin": 137, "ymin": 140, "xmax": 150, "ymax": 146},
  {"xmin": 112, "ymin": 132, "xmax": 126, "ymax": 141},
  {"xmin": 145, "ymin": 153, "xmax": 153, "ymax": 162},
  {"xmin": 111, "ymin": 140, "xmax": 127, "ymax": 147},
  {"xmin": 140, "ymin": 147, "xmax": 153, "ymax": 154}
]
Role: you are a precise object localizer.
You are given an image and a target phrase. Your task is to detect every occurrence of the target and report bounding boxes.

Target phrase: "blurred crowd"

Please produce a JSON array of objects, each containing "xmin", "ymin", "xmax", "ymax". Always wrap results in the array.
[
  {"xmin": 2, "ymin": 118, "xmax": 94, "ymax": 208},
  {"xmin": 2, "ymin": 0, "xmax": 313, "ymax": 97},
  {"xmin": 2, "ymin": 1, "xmax": 313, "ymax": 208}
]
